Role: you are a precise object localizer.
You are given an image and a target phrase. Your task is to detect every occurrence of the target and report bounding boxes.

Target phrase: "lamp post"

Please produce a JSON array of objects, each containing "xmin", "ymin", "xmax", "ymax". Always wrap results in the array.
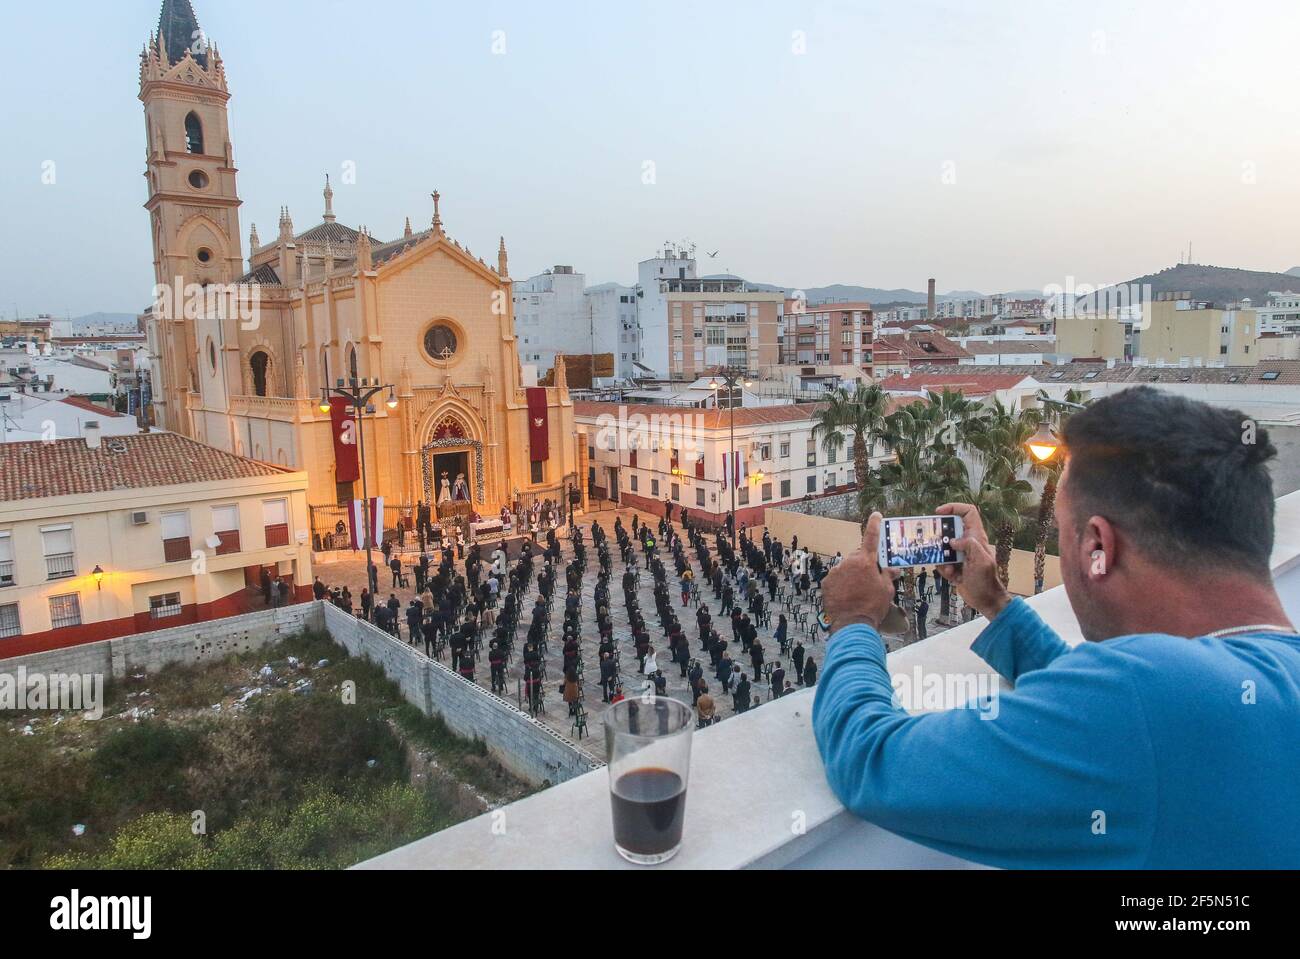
[
  {"xmin": 320, "ymin": 376, "xmax": 398, "ymax": 585},
  {"xmin": 1024, "ymin": 397, "xmax": 1086, "ymax": 594},
  {"xmin": 1025, "ymin": 398, "xmax": 1086, "ymax": 464},
  {"xmin": 707, "ymin": 367, "xmax": 753, "ymax": 548}
]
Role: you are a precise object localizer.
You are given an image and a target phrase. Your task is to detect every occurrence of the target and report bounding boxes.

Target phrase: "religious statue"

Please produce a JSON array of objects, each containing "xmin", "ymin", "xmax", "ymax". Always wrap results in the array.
[
  {"xmin": 438, "ymin": 471, "xmax": 453, "ymax": 506},
  {"xmin": 453, "ymin": 472, "xmax": 471, "ymax": 503}
]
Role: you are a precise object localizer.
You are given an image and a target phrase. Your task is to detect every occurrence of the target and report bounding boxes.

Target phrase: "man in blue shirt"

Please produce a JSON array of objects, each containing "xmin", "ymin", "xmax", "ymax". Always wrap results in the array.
[{"xmin": 814, "ymin": 387, "xmax": 1300, "ymax": 868}]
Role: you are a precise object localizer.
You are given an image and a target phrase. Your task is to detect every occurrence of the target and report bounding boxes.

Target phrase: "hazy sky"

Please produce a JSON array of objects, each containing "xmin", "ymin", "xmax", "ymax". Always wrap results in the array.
[{"xmin": 1, "ymin": 0, "xmax": 1297, "ymax": 317}]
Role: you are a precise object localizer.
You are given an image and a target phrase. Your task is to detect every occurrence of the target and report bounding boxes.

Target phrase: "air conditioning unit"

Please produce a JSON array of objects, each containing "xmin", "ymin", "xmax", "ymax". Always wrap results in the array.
[{"xmin": 131, "ymin": 511, "xmax": 150, "ymax": 526}]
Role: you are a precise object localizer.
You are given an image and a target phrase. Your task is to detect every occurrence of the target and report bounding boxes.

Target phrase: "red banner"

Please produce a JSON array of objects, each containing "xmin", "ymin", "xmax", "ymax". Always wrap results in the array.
[
  {"xmin": 526, "ymin": 388, "xmax": 550, "ymax": 462},
  {"xmin": 330, "ymin": 397, "xmax": 360, "ymax": 483}
]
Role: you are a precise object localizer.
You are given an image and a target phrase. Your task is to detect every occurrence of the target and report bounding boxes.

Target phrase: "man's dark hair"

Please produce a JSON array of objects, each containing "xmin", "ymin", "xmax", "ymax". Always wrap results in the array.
[{"xmin": 1061, "ymin": 386, "xmax": 1277, "ymax": 575}]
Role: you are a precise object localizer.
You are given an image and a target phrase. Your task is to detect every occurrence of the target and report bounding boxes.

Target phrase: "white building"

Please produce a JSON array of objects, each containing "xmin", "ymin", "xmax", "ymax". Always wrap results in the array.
[
  {"xmin": 574, "ymin": 400, "xmax": 897, "ymax": 527},
  {"xmin": 636, "ymin": 247, "xmax": 698, "ymax": 378},
  {"xmin": 584, "ymin": 282, "xmax": 643, "ymax": 381},
  {"xmin": 513, "ymin": 266, "xmax": 589, "ymax": 377},
  {"xmin": 1254, "ymin": 292, "xmax": 1300, "ymax": 336}
]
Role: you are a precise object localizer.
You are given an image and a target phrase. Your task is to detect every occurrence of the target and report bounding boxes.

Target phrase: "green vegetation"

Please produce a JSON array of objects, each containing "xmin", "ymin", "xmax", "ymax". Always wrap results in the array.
[{"xmin": 0, "ymin": 630, "xmax": 528, "ymax": 870}]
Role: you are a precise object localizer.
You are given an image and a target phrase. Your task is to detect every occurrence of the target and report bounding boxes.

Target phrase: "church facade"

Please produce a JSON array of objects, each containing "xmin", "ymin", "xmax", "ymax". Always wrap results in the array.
[{"xmin": 138, "ymin": 0, "xmax": 584, "ymax": 518}]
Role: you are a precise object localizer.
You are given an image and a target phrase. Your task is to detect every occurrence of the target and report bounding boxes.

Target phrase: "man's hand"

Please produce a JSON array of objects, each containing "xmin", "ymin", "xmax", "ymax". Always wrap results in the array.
[
  {"xmin": 933, "ymin": 503, "xmax": 1011, "ymax": 618},
  {"xmin": 821, "ymin": 513, "xmax": 897, "ymax": 633}
]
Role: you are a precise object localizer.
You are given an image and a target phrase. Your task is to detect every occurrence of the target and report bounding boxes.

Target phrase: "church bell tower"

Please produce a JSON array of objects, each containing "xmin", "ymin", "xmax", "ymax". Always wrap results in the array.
[{"xmin": 139, "ymin": 0, "xmax": 244, "ymax": 433}]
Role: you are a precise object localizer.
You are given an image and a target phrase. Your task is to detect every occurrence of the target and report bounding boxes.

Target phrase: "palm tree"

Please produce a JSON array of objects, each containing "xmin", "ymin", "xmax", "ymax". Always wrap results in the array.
[
  {"xmin": 811, "ymin": 383, "xmax": 890, "ymax": 518},
  {"xmin": 967, "ymin": 400, "xmax": 1040, "ymax": 585},
  {"xmin": 1029, "ymin": 389, "xmax": 1088, "ymax": 593},
  {"xmin": 877, "ymin": 399, "xmax": 978, "ymax": 623}
]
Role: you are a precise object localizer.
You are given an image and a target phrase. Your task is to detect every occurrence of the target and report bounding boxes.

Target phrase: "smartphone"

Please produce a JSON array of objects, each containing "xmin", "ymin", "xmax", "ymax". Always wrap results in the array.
[{"xmin": 878, "ymin": 515, "xmax": 963, "ymax": 569}]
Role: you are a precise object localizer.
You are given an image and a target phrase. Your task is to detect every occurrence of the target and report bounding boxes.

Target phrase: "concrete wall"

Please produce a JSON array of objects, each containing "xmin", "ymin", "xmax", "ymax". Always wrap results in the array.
[
  {"xmin": 0, "ymin": 603, "xmax": 323, "ymax": 680},
  {"xmin": 764, "ymin": 501, "xmax": 863, "ymax": 558},
  {"xmin": 1, "ymin": 601, "xmax": 600, "ymax": 788},
  {"xmin": 320, "ymin": 604, "xmax": 600, "ymax": 786}
]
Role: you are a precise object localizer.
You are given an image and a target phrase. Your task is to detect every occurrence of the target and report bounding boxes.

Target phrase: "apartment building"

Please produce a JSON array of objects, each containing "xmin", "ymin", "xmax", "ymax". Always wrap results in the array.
[
  {"xmin": 584, "ymin": 282, "xmax": 644, "ymax": 380},
  {"xmin": 574, "ymin": 401, "xmax": 892, "ymax": 528},
  {"xmin": 1056, "ymin": 294, "xmax": 1256, "ymax": 365},
  {"xmin": 869, "ymin": 331, "xmax": 972, "ymax": 377},
  {"xmin": 1254, "ymin": 291, "xmax": 1300, "ymax": 336},
  {"xmin": 783, "ymin": 301, "xmax": 874, "ymax": 367},
  {"xmin": 0, "ymin": 430, "xmax": 312, "ymax": 656},
  {"xmin": 637, "ymin": 249, "xmax": 783, "ymax": 380}
]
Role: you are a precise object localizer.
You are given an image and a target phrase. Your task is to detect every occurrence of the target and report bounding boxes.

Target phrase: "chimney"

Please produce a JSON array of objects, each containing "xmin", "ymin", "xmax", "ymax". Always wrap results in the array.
[
  {"xmin": 84, "ymin": 421, "xmax": 102, "ymax": 450},
  {"xmin": 927, "ymin": 278, "xmax": 936, "ymax": 319}
]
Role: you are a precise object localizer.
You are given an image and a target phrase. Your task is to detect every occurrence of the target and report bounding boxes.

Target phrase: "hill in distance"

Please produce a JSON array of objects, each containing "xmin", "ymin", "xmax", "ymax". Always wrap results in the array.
[
  {"xmin": 703, "ymin": 277, "xmax": 1035, "ymax": 306},
  {"xmin": 1091, "ymin": 263, "xmax": 1299, "ymax": 306},
  {"xmin": 71, "ymin": 312, "xmax": 140, "ymax": 330}
]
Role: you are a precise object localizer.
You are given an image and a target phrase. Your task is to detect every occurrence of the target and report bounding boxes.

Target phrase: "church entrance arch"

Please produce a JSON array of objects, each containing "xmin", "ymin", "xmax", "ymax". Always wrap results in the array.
[{"xmin": 420, "ymin": 412, "xmax": 485, "ymax": 519}]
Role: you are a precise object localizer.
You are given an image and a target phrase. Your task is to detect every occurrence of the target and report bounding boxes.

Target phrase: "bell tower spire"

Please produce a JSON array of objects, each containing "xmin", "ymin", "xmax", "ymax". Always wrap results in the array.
[
  {"xmin": 323, "ymin": 174, "xmax": 336, "ymax": 223},
  {"xmin": 140, "ymin": 0, "xmax": 243, "ymax": 433}
]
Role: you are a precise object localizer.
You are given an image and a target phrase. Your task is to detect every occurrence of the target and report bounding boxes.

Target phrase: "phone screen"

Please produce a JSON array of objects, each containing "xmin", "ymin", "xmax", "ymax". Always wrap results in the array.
[{"xmin": 881, "ymin": 516, "xmax": 960, "ymax": 569}]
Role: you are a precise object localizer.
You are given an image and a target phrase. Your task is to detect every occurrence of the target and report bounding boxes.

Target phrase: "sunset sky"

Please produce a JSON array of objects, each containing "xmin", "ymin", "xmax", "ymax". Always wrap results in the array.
[{"xmin": 1, "ymin": 0, "xmax": 1297, "ymax": 316}]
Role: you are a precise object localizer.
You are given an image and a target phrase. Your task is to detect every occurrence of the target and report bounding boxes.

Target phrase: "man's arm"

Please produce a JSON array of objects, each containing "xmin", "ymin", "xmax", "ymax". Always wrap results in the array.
[
  {"xmin": 970, "ymin": 597, "xmax": 1073, "ymax": 684},
  {"xmin": 812, "ymin": 624, "xmax": 1157, "ymax": 869}
]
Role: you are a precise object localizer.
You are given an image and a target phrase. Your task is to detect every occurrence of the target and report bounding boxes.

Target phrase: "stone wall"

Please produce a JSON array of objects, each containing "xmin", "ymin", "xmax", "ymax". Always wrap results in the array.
[{"xmin": 769, "ymin": 490, "xmax": 859, "ymax": 521}]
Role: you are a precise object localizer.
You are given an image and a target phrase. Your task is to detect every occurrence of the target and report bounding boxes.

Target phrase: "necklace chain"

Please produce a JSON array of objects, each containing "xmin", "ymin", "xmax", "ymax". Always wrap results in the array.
[{"xmin": 1205, "ymin": 624, "xmax": 1300, "ymax": 639}]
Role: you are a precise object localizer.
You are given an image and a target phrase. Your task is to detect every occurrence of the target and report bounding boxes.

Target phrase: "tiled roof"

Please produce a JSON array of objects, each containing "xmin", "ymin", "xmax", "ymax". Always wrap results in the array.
[
  {"xmin": 370, "ymin": 230, "xmax": 433, "ymax": 267},
  {"xmin": 902, "ymin": 361, "xmax": 1300, "ymax": 386},
  {"xmin": 238, "ymin": 262, "xmax": 282, "ymax": 286},
  {"xmin": 59, "ymin": 396, "xmax": 125, "ymax": 418},
  {"xmin": 0, "ymin": 433, "xmax": 294, "ymax": 503},
  {"xmin": 573, "ymin": 401, "xmax": 830, "ymax": 430},
  {"xmin": 879, "ymin": 372, "xmax": 1033, "ymax": 394},
  {"xmin": 872, "ymin": 332, "xmax": 973, "ymax": 361},
  {"xmin": 295, "ymin": 221, "xmax": 374, "ymax": 246},
  {"xmin": 960, "ymin": 340, "xmax": 1055, "ymax": 354}
]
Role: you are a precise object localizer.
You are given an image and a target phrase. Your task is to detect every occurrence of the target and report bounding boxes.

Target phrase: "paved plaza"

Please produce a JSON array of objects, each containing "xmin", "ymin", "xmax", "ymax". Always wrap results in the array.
[{"xmin": 314, "ymin": 505, "xmax": 945, "ymax": 761}]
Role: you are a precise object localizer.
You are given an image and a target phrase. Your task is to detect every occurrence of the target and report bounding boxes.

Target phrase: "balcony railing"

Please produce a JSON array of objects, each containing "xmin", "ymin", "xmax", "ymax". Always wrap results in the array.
[
  {"xmin": 45, "ymin": 552, "xmax": 75, "ymax": 580},
  {"xmin": 149, "ymin": 603, "xmax": 184, "ymax": 620},
  {"xmin": 0, "ymin": 560, "xmax": 13, "ymax": 587}
]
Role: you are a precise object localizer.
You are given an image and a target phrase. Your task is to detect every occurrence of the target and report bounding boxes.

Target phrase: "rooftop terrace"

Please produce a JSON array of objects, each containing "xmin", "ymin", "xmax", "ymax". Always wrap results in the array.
[{"xmin": 359, "ymin": 491, "xmax": 1300, "ymax": 870}]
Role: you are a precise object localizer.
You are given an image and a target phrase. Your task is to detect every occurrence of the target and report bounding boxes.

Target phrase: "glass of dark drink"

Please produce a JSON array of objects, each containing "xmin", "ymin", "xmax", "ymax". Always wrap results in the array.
[{"xmin": 604, "ymin": 695, "xmax": 695, "ymax": 865}]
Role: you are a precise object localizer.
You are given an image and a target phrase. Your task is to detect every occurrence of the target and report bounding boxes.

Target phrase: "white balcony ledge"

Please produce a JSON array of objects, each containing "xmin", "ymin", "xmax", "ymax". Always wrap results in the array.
[{"xmin": 359, "ymin": 491, "xmax": 1300, "ymax": 870}]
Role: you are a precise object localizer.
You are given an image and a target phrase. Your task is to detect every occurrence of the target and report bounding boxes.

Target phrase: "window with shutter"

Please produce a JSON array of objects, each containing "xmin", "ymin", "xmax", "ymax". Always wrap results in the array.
[
  {"xmin": 162, "ymin": 511, "xmax": 192, "ymax": 563},
  {"xmin": 211, "ymin": 505, "xmax": 241, "ymax": 555},
  {"xmin": 263, "ymin": 499, "xmax": 290, "ymax": 548}
]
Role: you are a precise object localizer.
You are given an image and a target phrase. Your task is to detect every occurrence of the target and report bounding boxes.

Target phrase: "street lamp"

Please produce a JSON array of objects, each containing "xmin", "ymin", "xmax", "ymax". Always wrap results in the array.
[
  {"xmin": 1027, "ymin": 425, "xmax": 1060, "ymax": 463},
  {"xmin": 1025, "ymin": 398, "xmax": 1086, "ymax": 463},
  {"xmin": 709, "ymin": 367, "xmax": 753, "ymax": 548},
  {"xmin": 92, "ymin": 565, "xmax": 104, "ymax": 590},
  {"xmin": 320, "ymin": 375, "xmax": 399, "ymax": 584}
]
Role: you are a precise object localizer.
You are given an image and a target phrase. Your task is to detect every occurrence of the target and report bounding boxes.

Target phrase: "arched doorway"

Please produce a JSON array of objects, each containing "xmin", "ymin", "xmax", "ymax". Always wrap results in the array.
[
  {"xmin": 421, "ymin": 413, "xmax": 485, "ymax": 517},
  {"xmin": 250, "ymin": 350, "xmax": 270, "ymax": 397}
]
